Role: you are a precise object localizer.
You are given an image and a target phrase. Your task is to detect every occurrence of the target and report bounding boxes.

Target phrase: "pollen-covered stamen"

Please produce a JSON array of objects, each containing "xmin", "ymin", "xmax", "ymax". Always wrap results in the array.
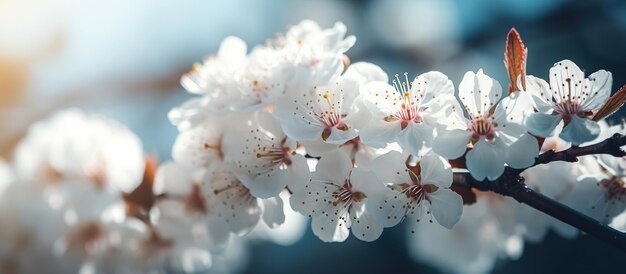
[
  {"xmin": 600, "ymin": 178, "xmax": 626, "ymax": 200},
  {"xmin": 469, "ymin": 116, "xmax": 497, "ymax": 141},
  {"xmin": 386, "ymin": 73, "xmax": 424, "ymax": 129},
  {"xmin": 331, "ymin": 181, "xmax": 367, "ymax": 207}
]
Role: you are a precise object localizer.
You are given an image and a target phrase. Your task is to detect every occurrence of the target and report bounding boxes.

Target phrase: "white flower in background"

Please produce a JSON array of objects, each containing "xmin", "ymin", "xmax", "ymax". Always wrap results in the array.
[
  {"xmin": 279, "ymin": 20, "xmax": 356, "ymax": 89},
  {"xmin": 273, "ymin": 75, "xmax": 363, "ymax": 144},
  {"xmin": 408, "ymin": 194, "xmax": 524, "ymax": 274},
  {"xmin": 433, "ymin": 70, "xmax": 538, "ymax": 181},
  {"xmin": 179, "ymin": 36, "xmax": 247, "ymax": 113},
  {"xmin": 13, "ymin": 109, "xmax": 144, "ymax": 193},
  {"xmin": 524, "ymin": 59, "xmax": 612, "ymax": 145},
  {"xmin": 153, "ymin": 162, "xmax": 231, "ymax": 250},
  {"xmin": 372, "ymin": 151, "xmax": 462, "ymax": 230},
  {"xmin": 223, "ymin": 112, "xmax": 310, "ymax": 198},
  {"xmin": 360, "ymin": 71, "xmax": 455, "ymax": 156},
  {"xmin": 569, "ymin": 155, "xmax": 626, "ymax": 224},
  {"xmin": 290, "ymin": 150, "xmax": 385, "ymax": 242},
  {"xmin": 516, "ymin": 162, "xmax": 579, "ymax": 242}
]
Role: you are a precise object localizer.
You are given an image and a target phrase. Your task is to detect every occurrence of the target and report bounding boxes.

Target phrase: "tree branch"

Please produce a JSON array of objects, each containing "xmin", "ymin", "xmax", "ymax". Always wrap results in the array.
[{"xmin": 452, "ymin": 133, "xmax": 626, "ymax": 251}]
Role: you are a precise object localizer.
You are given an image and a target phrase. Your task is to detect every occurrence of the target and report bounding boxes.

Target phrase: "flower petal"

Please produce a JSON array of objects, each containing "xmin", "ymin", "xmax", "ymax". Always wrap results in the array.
[
  {"xmin": 343, "ymin": 62, "xmax": 388, "ymax": 85},
  {"xmin": 458, "ymin": 69, "xmax": 502, "ymax": 117},
  {"xmin": 313, "ymin": 150, "xmax": 352, "ymax": 183},
  {"xmin": 524, "ymin": 75, "xmax": 554, "ymax": 113},
  {"xmin": 359, "ymin": 119, "xmax": 402, "ymax": 148},
  {"xmin": 261, "ymin": 196, "xmax": 286, "ymax": 228},
  {"xmin": 428, "ymin": 188, "xmax": 463, "ymax": 229},
  {"xmin": 419, "ymin": 153, "xmax": 453, "ymax": 188},
  {"xmin": 506, "ymin": 132, "xmax": 539, "ymax": 169},
  {"xmin": 559, "ymin": 115, "xmax": 600, "ymax": 146},
  {"xmin": 582, "ymin": 70, "xmax": 612, "ymax": 112},
  {"xmin": 311, "ymin": 207, "xmax": 350, "ymax": 242},
  {"xmin": 466, "ymin": 139, "xmax": 505, "ymax": 181},
  {"xmin": 397, "ymin": 123, "xmax": 433, "ymax": 156},
  {"xmin": 350, "ymin": 202, "xmax": 384, "ymax": 242},
  {"xmin": 432, "ymin": 129, "xmax": 472, "ymax": 160},
  {"xmin": 525, "ymin": 113, "xmax": 562, "ymax": 137},
  {"xmin": 549, "ymin": 60, "xmax": 584, "ymax": 103},
  {"xmin": 371, "ymin": 151, "xmax": 413, "ymax": 184}
]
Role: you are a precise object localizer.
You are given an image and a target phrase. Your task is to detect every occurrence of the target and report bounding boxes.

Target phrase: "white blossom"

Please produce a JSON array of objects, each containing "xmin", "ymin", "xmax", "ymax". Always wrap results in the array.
[
  {"xmin": 433, "ymin": 69, "xmax": 538, "ymax": 180},
  {"xmin": 290, "ymin": 150, "xmax": 385, "ymax": 242},
  {"xmin": 223, "ymin": 112, "xmax": 310, "ymax": 198},
  {"xmin": 372, "ymin": 151, "xmax": 462, "ymax": 230},
  {"xmin": 524, "ymin": 59, "xmax": 612, "ymax": 145},
  {"xmin": 13, "ymin": 108, "xmax": 145, "ymax": 193},
  {"xmin": 360, "ymin": 71, "xmax": 456, "ymax": 156}
]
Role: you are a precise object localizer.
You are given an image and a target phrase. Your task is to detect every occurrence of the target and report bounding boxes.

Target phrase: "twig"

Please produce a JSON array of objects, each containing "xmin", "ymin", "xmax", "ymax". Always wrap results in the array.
[{"xmin": 452, "ymin": 133, "xmax": 626, "ymax": 251}]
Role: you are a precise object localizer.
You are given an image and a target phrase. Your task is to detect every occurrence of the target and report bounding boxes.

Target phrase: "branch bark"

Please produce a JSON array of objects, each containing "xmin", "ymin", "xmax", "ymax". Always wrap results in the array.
[{"xmin": 452, "ymin": 133, "xmax": 626, "ymax": 252}]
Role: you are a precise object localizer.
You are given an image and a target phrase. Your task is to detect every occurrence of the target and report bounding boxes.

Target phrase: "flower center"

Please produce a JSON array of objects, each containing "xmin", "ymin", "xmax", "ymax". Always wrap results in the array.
[
  {"xmin": 255, "ymin": 137, "xmax": 295, "ymax": 165},
  {"xmin": 331, "ymin": 181, "xmax": 366, "ymax": 207},
  {"xmin": 469, "ymin": 116, "xmax": 497, "ymax": 141},
  {"xmin": 600, "ymin": 178, "xmax": 626, "ymax": 200},
  {"xmin": 386, "ymin": 73, "xmax": 423, "ymax": 129},
  {"xmin": 553, "ymin": 99, "xmax": 583, "ymax": 121}
]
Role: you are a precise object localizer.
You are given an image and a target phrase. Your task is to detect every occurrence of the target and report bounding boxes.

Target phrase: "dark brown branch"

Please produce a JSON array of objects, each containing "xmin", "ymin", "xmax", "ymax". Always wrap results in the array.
[{"xmin": 452, "ymin": 133, "xmax": 626, "ymax": 251}]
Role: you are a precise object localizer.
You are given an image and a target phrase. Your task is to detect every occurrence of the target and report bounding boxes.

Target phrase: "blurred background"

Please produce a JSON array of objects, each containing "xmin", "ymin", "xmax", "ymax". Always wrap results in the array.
[{"xmin": 1, "ymin": 0, "xmax": 625, "ymax": 273}]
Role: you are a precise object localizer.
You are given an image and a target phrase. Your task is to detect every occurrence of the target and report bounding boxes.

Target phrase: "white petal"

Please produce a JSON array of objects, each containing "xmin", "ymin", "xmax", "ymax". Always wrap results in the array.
[
  {"xmin": 466, "ymin": 140, "xmax": 505, "ymax": 181},
  {"xmin": 582, "ymin": 70, "xmax": 612, "ymax": 111},
  {"xmin": 314, "ymin": 150, "xmax": 352, "ymax": 183},
  {"xmin": 397, "ymin": 123, "xmax": 433, "ymax": 156},
  {"xmin": 494, "ymin": 91, "xmax": 534, "ymax": 125},
  {"xmin": 414, "ymin": 71, "xmax": 455, "ymax": 106},
  {"xmin": 432, "ymin": 129, "xmax": 472, "ymax": 160},
  {"xmin": 362, "ymin": 81, "xmax": 401, "ymax": 118},
  {"xmin": 358, "ymin": 119, "xmax": 402, "ymax": 148},
  {"xmin": 371, "ymin": 151, "xmax": 413, "ymax": 184},
  {"xmin": 273, "ymin": 95, "xmax": 325, "ymax": 141},
  {"xmin": 458, "ymin": 70, "xmax": 502, "ymax": 117},
  {"xmin": 289, "ymin": 181, "xmax": 335, "ymax": 217},
  {"xmin": 350, "ymin": 203, "xmax": 384, "ymax": 242},
  {"xmin": 326, "ymin": 127, "xmax": 359, "ymax": 144},
  {"xmin": 261, "ymin": 196, "xmax": 286, "ymax": 228},
  {"xmin": 524, "ymin": 75, "xmax": 554, "ymax": 113},
  {"xmin": 559, "ymin": 116, "xmax": 601, "ymax": 146},
  {"xmin": 285, "ymin": 155, "xmax": 311, "ymax": 193},
  {"xmin": 376, "ymin": 189, "xmax": 410, "ymax": 227},
  {"xmin": 349, "ymin": 167, "xmax": 387, "ymax": 198},
  {"xmin": 506, "ymin": 133, "xmax": 539, "ymax": 169},
  {"xmin": 525, "ymin": 113, "xmax": 562, "ymax": 137},
  {"xmin": 428, "ymin": 188, "xmax": 463, "ymax": 229},
  {"xmin": 245, "ymin": 168, "xmax": 290, "ymax": 199},
  {"xmin": 311, "ymin": 207, "xmax": 350, "ymax": 242},
  {"xmin": 549, "ymin": 60, "xmax": 584, "ymax": 103},
  {"xmin": 419, "ymin": 153, "xmax": 452, "ymax": 188},
  {"xmin": 342, "ymin": 62, "xmax": 388, "ymax": 85},
  {"xmin": 217, "ymin": 36, "xmax": 247, "ymax": 62}
]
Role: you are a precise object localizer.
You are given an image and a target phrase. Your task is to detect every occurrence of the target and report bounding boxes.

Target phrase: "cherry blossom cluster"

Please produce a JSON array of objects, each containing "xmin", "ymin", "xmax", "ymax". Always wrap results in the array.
[{"xmin": 2, "ymin": 20, "xmax": 626, "ymax": 274}]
